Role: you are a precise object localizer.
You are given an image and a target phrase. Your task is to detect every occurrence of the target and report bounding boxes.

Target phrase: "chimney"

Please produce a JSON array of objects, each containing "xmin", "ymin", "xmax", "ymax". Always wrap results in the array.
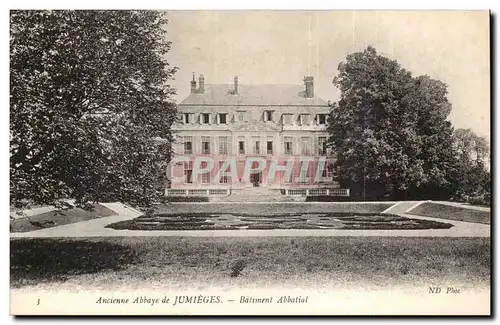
[
  {"xmin": 303, "ymin": 76, "xmax": 314, "ymax": 98},
  {"xmin": 234, "ymin": 76, "xmax": 238, "ymax": 94},
  {"xmin": 190, "ymin": 72, "xmax": 197, "ymax": 93},
  {"xmin": 198, "ymin": 74, "xmax": 205, "ymax": 93}
]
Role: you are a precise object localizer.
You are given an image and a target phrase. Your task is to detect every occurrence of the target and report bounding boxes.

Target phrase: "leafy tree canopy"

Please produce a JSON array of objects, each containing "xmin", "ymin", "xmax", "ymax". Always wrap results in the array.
[
  {"xmin": 450, "ymin": 128, "xmax": 490, "ymax": 205},
  {"xmin": 10, "ymin": 10, "xmax": 178, "ymax": 209},
  {"xmin": 328, "ymin": 46, "xmax": 461, "ymax": 200}
]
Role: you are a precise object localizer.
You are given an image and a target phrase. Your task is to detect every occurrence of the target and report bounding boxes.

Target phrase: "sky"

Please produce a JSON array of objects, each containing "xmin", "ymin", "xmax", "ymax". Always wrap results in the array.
[{"xmin": 165, "ymin": 11, "xmax": 490, "ymax": 139}]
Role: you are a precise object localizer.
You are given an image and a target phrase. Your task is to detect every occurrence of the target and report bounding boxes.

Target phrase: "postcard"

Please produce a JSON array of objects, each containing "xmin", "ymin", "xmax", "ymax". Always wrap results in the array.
[{"xmin": 9, "ymin": 10, "xmax": 491, "ymax": 316}]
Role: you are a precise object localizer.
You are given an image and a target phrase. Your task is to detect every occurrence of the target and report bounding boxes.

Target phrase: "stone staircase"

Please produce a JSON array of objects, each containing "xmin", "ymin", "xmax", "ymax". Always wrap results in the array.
[{"xmin": 210, "ymin": 187, "xmax": 306, "ymax": 202}]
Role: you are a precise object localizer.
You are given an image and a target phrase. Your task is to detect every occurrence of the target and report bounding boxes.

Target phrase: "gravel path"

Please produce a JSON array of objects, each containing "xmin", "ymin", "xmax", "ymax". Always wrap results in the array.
[{"xmin": 10, "ymin": 201, "xmax": 490, "ymax": 238}]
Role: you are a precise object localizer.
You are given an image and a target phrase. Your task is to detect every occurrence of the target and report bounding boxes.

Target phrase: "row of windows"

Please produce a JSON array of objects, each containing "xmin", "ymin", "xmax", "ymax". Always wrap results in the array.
[
  {"xmin": 182, "ymin": 112, "xmax": 328, "ymax": 126},
  {"xmin": 181, "ymin": 161, "xmax": 334, "ymax": 184},
  {"xmin": 182, "ymin": 161, "xmax": 230, "ymax": 184},
  {"xmin": 182, "ymin": 136, "xmax": 328, "ymax": 156}
]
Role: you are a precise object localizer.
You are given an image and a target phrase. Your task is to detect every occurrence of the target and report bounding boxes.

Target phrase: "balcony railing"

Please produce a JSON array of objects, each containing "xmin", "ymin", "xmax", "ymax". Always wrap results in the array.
[
  {"xmin": 282, "ymin": 188, "xmax": 350, "ymax": 197},
  {"xmin": 165, "ymin": 189, "xmax": 230, "ymax": 196}
]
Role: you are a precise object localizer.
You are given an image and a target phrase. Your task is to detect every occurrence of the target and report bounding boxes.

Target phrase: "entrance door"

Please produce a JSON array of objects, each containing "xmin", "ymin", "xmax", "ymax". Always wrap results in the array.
[{"xmin": 250, "ymin": 172, "xmax": 262, "ymax": 187}]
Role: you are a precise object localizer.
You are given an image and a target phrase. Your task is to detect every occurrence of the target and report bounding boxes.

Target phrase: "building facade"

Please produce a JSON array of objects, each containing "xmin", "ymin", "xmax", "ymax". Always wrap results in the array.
[{"xmin": 168, "ymin": 74, "xmax": 349, "ymax": 197}]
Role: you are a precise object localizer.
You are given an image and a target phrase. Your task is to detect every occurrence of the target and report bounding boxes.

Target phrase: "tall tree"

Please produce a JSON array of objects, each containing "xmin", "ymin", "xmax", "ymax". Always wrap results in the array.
[
  {"xmin": 328, "ymin": 46, "xmax": 420, "ymax": 199},
  {"xmin": 451, "ymin": 128, "xmax": 490, "ymax": 205},
  {"xmin": 10, "ymin": 10, "xmax": 177, "ymax": 208},
  {"xmin": 406, "ymin": 75, "xmax": 456, "ymax": 199},
  {"xmin": 329, "ymin": 46, "xmax": 460, "ymax": 200}
]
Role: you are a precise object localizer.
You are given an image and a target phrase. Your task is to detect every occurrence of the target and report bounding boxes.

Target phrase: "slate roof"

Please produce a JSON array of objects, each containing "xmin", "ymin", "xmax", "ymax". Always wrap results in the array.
[{"xmin": 179, "ymin": 84, "xmax": 328, "ymax": 107}]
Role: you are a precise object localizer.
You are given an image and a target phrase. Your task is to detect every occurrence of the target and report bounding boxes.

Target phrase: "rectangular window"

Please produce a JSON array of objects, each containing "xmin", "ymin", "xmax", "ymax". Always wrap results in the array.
[
  {"xmin": 321, "ymin": 162, "xmax": 335, "ymax": 180},
  {"xmin": 323, "ymin": 162, "xmax": 334, "ymax": 179},
  {"xmin": 218, "ymin": 113, "xmax": 227, "ymax": 124},
  {"xmin": 184, "ymin": 113, "xmax": 191, "ymax": 124},
  {"xmin": 267, "ymin": 141, "xmax": 273, "ymax": 154},
  {"xmin": 219, "ymin": 136, "xmax": 228, "ymax": 155},
  {"xmin": 219, "ymin": 161, "xmax": 228, "ymax": 184},
  {"xmin": 318, "ymin": 137, "xmax": 327, "ymax": 155},
  {"xmin": 264, "ymin": 110, "xmax": 273, "ymax": 122},
  {"xmin": 298, "ymin": 161, "xmax": 311, "ymax": 183},
  {"xmin": 252, "ymin": 137, "xmax": 260, "ymax": 154},
  {"xmin": 184, "ymin": 161, "xmax": 193, "ymax": 184},
  {"xmin": 202, "ymin": 136, "xmax": 210, "ymax": 154},
  {"xmin": 202, "ymin": 113, "xmax": 210, "ymax": 124},
  {"xmin": 301, "ymin": 137, "xmax": 311, "ymax": 155},
  {"xmin": 284, "ymin": 137, "xmax": 293, "ymax": 155},
  {"xmin": 254, "ymin": 141, "xmax": 260, "ymax": 154},
  {"xmin": 238, "ymin": 141, "xmax": 245, "ymax": 154},
  {"xmin": 201, "ymin": 172, "xmax": 210, "ymax": 184},
  {"xmin": 184, "ymin": 136, "xmax": 193, "ymax": 155},
  {"xmin": 317, "ymin": 114, "xmax": 327, "ymax": 125}
]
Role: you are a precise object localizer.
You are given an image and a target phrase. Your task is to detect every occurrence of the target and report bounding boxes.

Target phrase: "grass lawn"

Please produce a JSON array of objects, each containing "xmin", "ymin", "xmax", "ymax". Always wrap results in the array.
[
  {"xmin": 10, "ymin": 236, "xmax": 490, "ymax": 291},
  {"xmin": 408, "ymin": 202, "xmax": 490, "ymax": 224},
  {"xmin": 10, "ymin": 203, "xmax": 116, "ymax": 233},
  {"xmin": 153, "ymin": 202, "xmax": 394, "ymax": 215}
]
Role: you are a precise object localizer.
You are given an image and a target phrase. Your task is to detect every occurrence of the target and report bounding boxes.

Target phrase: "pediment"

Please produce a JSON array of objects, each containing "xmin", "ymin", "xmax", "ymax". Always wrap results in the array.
[{"xmin": 234, "ymin": 121, "xmax": 281, "ymax": 132}]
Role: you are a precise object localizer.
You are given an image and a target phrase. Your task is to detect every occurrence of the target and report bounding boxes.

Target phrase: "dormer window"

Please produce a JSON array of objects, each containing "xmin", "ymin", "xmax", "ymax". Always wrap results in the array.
[
  {"xmin": 218, "ymin": 113, "xmax": 227, "ymax": 124},
  {"xmin": 235, "ymin": 111, "xmax": 246, "ymax": 122},
  {"xmin": 317, "ymin": 114, "xmax": 327, "ymax": 125},
  {"xmin": 264, "ymin": 110, "xmax": 274, "ymax": 122},
  {"xmin": 282, "ymin": 114, "xmax": 293, "ymax": 125},
  {"xmin": 202, "ymin": 113, "xmax": 210, "ymax": 124},
  {"xmin": 300, "ymin": 114, "xmax": 311, "ymax": 126},
  {"xmin": 184, "ymin": 113, "xmax": 194, "ymax": 124}
]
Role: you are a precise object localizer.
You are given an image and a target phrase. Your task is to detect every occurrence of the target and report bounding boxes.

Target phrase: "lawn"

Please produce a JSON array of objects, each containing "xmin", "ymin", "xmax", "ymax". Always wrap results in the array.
[
  {"xmin": 10, "ymin": 203, "xmax": 116, "ymax": 233},
  {"xmin": 153, "ymin": 202, "xmax": 394, "ymax": 215},
  {"xmin": 408, "ymin": 202, "xmax": 490, "ymax": 224},
  {"xmin": 10, "ymin": 236, "xmax": 490, "ymax": 291},
  {"xmin": 105, "ymin": 212, "xmax": 453, "ymax": 231}
]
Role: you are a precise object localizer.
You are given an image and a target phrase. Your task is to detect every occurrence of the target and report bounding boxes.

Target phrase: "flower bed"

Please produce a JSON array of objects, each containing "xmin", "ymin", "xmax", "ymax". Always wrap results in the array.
[{"xmin": 105, "ymin": 212, "xmax": 454, "ymax": 231}]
